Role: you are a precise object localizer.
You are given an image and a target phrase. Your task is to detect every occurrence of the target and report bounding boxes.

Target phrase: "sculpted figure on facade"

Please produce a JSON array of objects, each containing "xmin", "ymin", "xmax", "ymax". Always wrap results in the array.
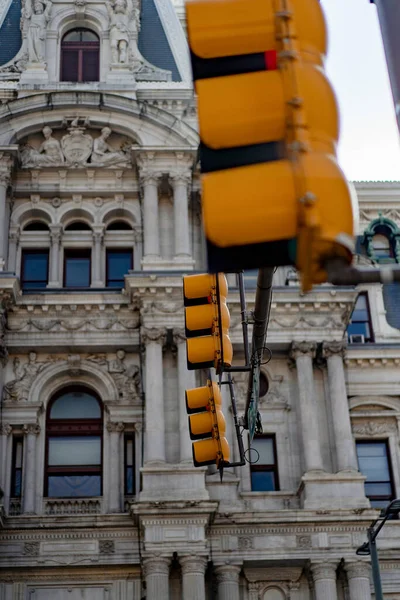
[
  {"xmin": 91, "ymin": 128, "xmax": 130, "ymax": 167},
  {"xmin": 107, "ymin": 349, "xmax": 141, "ymax": 400},
  {"xmin": 23, "ymin": 0, "xmax": 52, "ymax": 63},
  {"xmin": 106, "ymin": 0, "xmax": 142, "ymax": 66},
  {"xmin": 21, "ymin": 127, "xmax": 65, "ymax": 167},
  {"xmin": 3, "ymin": 352, "xmax": 44, "ymax": 402}
]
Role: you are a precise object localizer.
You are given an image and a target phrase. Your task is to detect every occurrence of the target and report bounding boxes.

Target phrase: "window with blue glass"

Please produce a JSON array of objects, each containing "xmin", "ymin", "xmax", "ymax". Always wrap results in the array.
[
  {"xmin": 250, "ymin": 435, "xmax": 279, "ymax": 492},
  {"xmin": 11, "ymin": 437, "xmax": 23, "ymax": 498},
  {"xmin": 21, "ymin": 249, "xmax": 49, "ymax": 289},
  {"xmin": 45, "ymin": 387, "xmax": 103, "ymax": 498},
  {"xmin": 356, "ymin": 441, "xmax": 394, "ymax": 508},
  {"xmin": 347, "ymin": 293, "xmax": 374, "ymax": 343},
  {"xmin": 64, "ymin": 249, "xmax": 91, "ymax": 288},
  {"xmin": 124, "ymin": 433, "xmax": 135, "ymax": 495},
  {"xmin": 106, "ymin": 249, "xmax": 133, "ymax": 288}
]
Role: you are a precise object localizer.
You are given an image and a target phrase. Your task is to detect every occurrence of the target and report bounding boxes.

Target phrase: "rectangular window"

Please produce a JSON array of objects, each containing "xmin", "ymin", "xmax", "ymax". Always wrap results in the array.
[
  {"xmin": 356, "ymin": 441, "xmax": 394, "ymax": 508},
  {"xmin": 61, "ymin": 50, "xmax": 79, "ymax": 82},
  {"xmin": 250, "ymin": 435, "xmax": 279, "ymax": 492},
  {"xmin": 11, "ymin": 437, "xmax": 23, "ymax": 498},
  {"xmin": 347, "ymin": 293, "xmax": 374, "ymax": 343},
  {"xmin": 124, "ymin": 433, "xmax": 135, "ymax": 495},
  {"xmin": 21, "ymin": 249, "xmax": 49, "ymax": 290},
  {"xmin": 64, "ymin": 249, "xmax": 91, "ymax": 288},
  {"xmin": 106, "ymin": 249, "xmax": 133, "ymax": 288}
]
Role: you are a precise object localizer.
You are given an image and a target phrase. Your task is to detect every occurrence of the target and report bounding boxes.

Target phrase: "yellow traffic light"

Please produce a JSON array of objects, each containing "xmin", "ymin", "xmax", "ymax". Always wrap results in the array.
[
  {"xmin": 185, "ymin": 0, "xmax": 356, "ymax": 291},
  {"xmin": 185, "ymin": 381, "xmax": 230, "ymax": 467},
  {"xmin": 183, "ymin": 273, "xmax": 232, "ymax": 372}
]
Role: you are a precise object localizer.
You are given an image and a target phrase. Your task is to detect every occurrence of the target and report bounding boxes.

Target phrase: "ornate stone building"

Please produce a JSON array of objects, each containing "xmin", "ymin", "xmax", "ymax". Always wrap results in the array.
[{"xmin": 0, "ymin": 0, "xmax": 400, "ymax": 598}]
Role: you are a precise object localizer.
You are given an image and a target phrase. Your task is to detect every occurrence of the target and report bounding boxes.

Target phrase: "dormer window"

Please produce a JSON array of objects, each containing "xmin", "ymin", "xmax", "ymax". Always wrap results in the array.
[
  {"xmin": 363, "ymin": 217, "xmax": 399, "ymax": 264},
  {"xmin": 61, "ymin": 29, "xmax": 100, "ymax": 82},
  {"xmin": 372, "ymin": 232, "xmax": 393, "ymax": 260}
]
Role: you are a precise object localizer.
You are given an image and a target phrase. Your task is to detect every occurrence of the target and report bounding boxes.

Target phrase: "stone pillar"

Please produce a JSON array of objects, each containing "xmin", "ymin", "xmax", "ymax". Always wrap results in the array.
[
  {"xmin": 92, "ymin": 227, "xmax": 104, "ymax": 287},
  {"xmin": 0, "ymin": 154, "xmax": 13, "ymax": 271},
  {"xmin": 180, "ymin": 555, "xmax": 207, "ymax": 600},
  {"xmin": 248, "ymin": 582, "xmax": 259, "ymax": 600},
  {"xmin": 290, "ymin": 342, "xmax": 324, "ymax": 472},
  {"xmin": 311, "ymin": 562, "xmax": 338, "ymax": 600},
  {"xmin": 0, "ymin": 424, "xmax": 12, "ymax": 497},
  {"xmin": 322, "ymin": 342, "xmax": 358, "ymax": 472},
  {"xmin": 107, "ymin": 421, "xmax": 124, "ymax": 512},
  {"xmin": 175, "ymin": 329, "xmax": 195, "ymax": 463},
  {"xmin": 345, "ymin": 562, "xmax": 372, "ymax": 600},
  {"xmin": 139, "ymin": 172, "xmax": 161, "ymax": 261},
  {"xmin": 143, "ymin": 556, "xmax": 170, "ymax": 600},
  {"xmin": 215, "ymin": 564, "xmax": 241, "ymax": 600},
  {"xmin": 7, "ymin": 226, "xmax": 19, "ymax": 274},
  {"xmin": 143, "ymin": 328, "xmax": 166, "ymax": 463},
  {"xmin": 171, "ymin": 171, "xmax": 191, "ymax": 258},
  {"xmin": 22, "ymin": 423, "xmax": 40, "ymax": 514},
  {"xmin": 48, "ymin": 225, "xmax": 62, "ymax": 288}
]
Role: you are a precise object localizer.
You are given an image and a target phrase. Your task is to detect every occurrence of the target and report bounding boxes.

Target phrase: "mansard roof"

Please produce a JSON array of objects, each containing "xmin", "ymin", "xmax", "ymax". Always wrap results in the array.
[{"xmin": 0, "ymin": 0, "xmax": 22, "ymax": 67}]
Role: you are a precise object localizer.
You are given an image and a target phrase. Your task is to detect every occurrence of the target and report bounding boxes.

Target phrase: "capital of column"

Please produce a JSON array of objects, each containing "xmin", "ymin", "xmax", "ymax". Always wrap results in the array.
[
  {"xmin": 106, "ymin": 421, "xmax": 125, "ymax": 433},
  {"xmin": 311, "ymin": 561, "xmax": 339, "ymax": 582},
  {"xmin": 49, "ymin": 224, "xmax": 62, "ymax": 245},
  {"xmin": 322, "ymin": 340, "xmax": 347, "ymax": 360},
  {"xmin": 214, "ymin": 563, "xmax": 242, "ymax": 583},
  {"xmin": 345, "ymin": 561, "xmax": 371, "ymax": 580},
  {"xmin": 92, "ymin": 225, "xmax": 105, "ymax": 244},
  {"xmin": 22, "ymin": 423, "xmax": 40, "ymax": 436},
  {"xmin": 0, "ymin": 152, "xmax": 14, "ymax": 186},
  {"xmin": 0, "ymin": 423, "xmax": 12, "ymax": 436},
  {"xmin": 173, "ymin": 328, "xmax": 186, "ymax": 345},
  {"xmin": 170, "ymin": 170, "xmax": 192, "ymax": 188},
  {"xmin": 138, "ymin": 168, "xmax": 162, "ymax": 188},
  {"xmin": 180, "ymin": 555, "xmax": 208, "ymax": 575},
  {"xmin": 9, "ymin": 225, "xmax": 20, "ymax": 243},
  {"xmin": 142, "ymin": 555, "xmax": 171, "ymax": 577},
  {"xmin": 290, "ymin": 341, "xmax": 317, "ymax": 361},
  {"xmin": 141, "ymin": 327, "xmax": 167, "ymax": 345}
]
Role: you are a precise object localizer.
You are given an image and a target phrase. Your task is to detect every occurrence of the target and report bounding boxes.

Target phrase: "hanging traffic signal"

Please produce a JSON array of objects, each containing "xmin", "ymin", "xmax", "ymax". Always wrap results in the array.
[
  {"xmin": 185, "ymin": 380, "xmax": 230, "ymax": 467},
  {"xmin": 183, "ymin": 272, "xmax": 232, "ymax": 372},
  {"xmin": 185, "ymin": 0, "xmax": 357, "ymax": 291}
]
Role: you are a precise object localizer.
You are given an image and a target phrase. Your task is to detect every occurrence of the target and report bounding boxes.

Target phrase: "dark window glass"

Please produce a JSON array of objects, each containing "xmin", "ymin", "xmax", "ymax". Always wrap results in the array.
[
  {"xmin": 21, "ymin": 250, "xmax": 49, "ymax": 289},
  {"xmin": 61, "ymin": 28, "xmax": 99, "ymax": 82},
  {"xmin": 106, "ymin": 249, "xmax": 133, "ymax": 288},
  {"xmin": 46, "ymin": 387, "xmax": 103, "ymax": 498},
  {"xmin": 356, "ymin": 441, "xmax": 394, "ymax": 508},
  {"xmin": 64, "ymin": 249, "xmax": 91, "ymax": 288},
  {"xmin": 259, "ymin": 372, "xmax": 269, "ymax": 398},
  {"xmin": 250, "ymin": 435, "xmax": 279, "ymax": 492},
  {"xmin": 107, "ymin": 221, "xmax": 133, "ymax": 231},
  {"xmin": 347, "ymin": 293, "xmax": 374, "ymax": 343},
  {"xmin": 372, "ymin": 234, "xmax": 393, "ymax": 259},
  {"xmin": 11, "ymin": 437, "xmax": 23, "ymax": 498},
  {"xmin": 23, "ymin": 221, "xmax": 49, "ymax": 231},
  {"xmin": 124, "ymin": 434, "xmax": 135, "ymax": 495},
  {"xmin": 65, "ymin": 221, "xmax": 92, "ymax": 231}
]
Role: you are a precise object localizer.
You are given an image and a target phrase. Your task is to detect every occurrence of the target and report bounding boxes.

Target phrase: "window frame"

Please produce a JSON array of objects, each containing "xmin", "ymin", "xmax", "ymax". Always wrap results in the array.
[
  {"xmin": 106, "ymin": 248, "xmax": 133, "ymax": 288},
  {"xmin": 124, "ymin": 432, "xmax": 135, "ymax": 496},
  {"xmin": 60, "ymin": 28, "xmax": 100, "ymax": 82},
  {"xmin": 21, "ymin": 248, "xmax": 49, "ymax": 290},
  {"xmin": 356, "ymin": 439, "xmax": 395, "ymax": 507},
  {"xmin": 45, "ymin": 386, "xmax": 103, "ymax": 498},
  {"xmin": 11, "ymin": 436, "xmax": 23, "ymax": 499},
  {"xmin": 250, "ymin": 434, "xmax": 280, "ymax": 492},
  {"xmin": 63, "ymin": 248, "xmax": 92, "ymax": 288},
  {"xmin": 347, "ymin": 292, "xmax": 374, "ymax": 343}
]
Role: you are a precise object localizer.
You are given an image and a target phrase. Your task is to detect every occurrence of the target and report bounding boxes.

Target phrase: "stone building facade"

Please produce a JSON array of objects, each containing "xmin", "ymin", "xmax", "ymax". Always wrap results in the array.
[{"xmin": 0, "ymin": 0, "xmax": 400, "ymax": 598}]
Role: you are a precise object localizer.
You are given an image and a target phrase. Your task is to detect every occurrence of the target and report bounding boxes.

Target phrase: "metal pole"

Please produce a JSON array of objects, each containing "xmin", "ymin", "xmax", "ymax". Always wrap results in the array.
[
  {"xmin": 368, "ymin": 526, "xmax": 384, "ymax": 600},
  {"xmin": 325, "ymin": 258, "xmax": 400, "ymax": 285},
  {"xmin": 370, "ymin": 0, "xmax": 400, "ymax": 134}
]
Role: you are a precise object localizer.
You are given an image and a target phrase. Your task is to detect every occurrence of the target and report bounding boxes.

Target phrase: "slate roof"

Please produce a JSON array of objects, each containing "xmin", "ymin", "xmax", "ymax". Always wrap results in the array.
[
  {"xmin": 383, "ymin": 284, "xmax": 400, "ymax": 330},
  {"xmin": 0, "ymin": 0, "xmax": 181, "ymax": 81}
]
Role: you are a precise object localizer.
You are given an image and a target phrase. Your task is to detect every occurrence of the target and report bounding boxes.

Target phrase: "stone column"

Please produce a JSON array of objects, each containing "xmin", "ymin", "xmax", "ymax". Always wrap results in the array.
[
  {"xmin": 180, "ymin": 555, "xmax": 208, "ymax": 600},
  {"xmin": 215, "ymin": 564, "xmax": 242, "ymax": 600},
  {"xmin": 175, "ymin": 329, "xmax": 195, "ymax": 463},
  {"xmin": 171, "ymin": 171, "xmax": 191, "ymax": 258},
  {"xmin": 92, "ymin": 227, "xmax": 104, "ymax": 287},
  {"xmin": 22, "ymin": 423, "xmax": 40, "ymax": 514},
  {"xmin": 0, "ymin": 424, "xmax": 12, "ymax": 497},
  {"xmin": 107, "ymin": 421, "xmax": 124, "ymax": 512},
  {"xmin": 139, "ymin": 172, "xmax": 161, "ymax": 261},
  {"xmin": 345, "ymin": 562, "xmax": 372, "ymax": 600},
  {"xmin": 311, "ymin": 562, "xmax": 338, "ymax": 600},
  {"xmin": 0, "ymin": 154, "xmax": 13, "ymax": 271},
  {"xmin": 7, "ymin": 226, "xmax": 19, "ymax": 274},
  {"xmin": 322, "ymin": 341, "xmax": 358, "ymax": 472},
  {"xmin": 48, "ymin": 225, "xmax": 62, "ymax": 288},
  {"xmin": 143, "ymin": 328, "xmax": 166, "ymax": 463},
  {"xmin": 248, "ymin": 582, "xmax": 259, "ymax": 600},
  {"xmin": 290, "ymin": 342, "xmax": 324, "ymax": 472},
  {"xmin": 143, "ymin": 556, "xmax": 170, "ymax": 600}
]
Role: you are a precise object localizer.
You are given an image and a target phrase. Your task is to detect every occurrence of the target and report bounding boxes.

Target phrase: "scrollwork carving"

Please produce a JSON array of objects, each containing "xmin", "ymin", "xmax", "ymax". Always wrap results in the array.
[
  {"xmin": 322, "ymin": 340, "xmax": 347, "ymax": 359},
  {"xmin": 22, "ymin": 423, "xmax": 41, "ymax": 435},
  {"xmin": 141, "ymin": 328, "xmax": 167, "ymax": 345},
  {"xmin": 289, "ymin": 341, "xmax": 316, "ymax": 360},
  {"xmin": 351, "ymin": 420, "xmax": 397, "ymax": 435},
  {"xmin": 106, "ymin": 421, "xmax": 125, "ymax": 433}
]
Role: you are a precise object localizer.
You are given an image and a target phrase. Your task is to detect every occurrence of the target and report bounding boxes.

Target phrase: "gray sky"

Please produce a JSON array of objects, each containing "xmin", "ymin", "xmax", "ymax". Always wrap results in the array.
[{"xmin": 321, "ymin": 0, "xmax": 400, "ymax": 182}]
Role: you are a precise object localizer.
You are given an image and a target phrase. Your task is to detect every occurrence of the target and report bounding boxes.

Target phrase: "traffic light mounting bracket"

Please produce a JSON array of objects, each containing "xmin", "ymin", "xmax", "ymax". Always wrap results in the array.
[{"xmin": 215, "ymin": 373, "xmax": 246, "ymax": 479}]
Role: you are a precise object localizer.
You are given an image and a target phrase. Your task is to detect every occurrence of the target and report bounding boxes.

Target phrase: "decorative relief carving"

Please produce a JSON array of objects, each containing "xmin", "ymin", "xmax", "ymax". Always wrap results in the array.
[
  {"xmin": 106, "ymin": 421, "xmax": 125, "ymax": 433},
  {"xmin": 3, "ymin": 352, "xmax": 45, "ymax": 402},
  {"xmin": 296, "ymin": 535, "xmax": 312, "ymax": 549},
  {"xmin": 290, "ymin": 341, "xmax": 317, "ymax": 360},
  {"xmin": 106, "ymin": 0, "xmax": 141, "ymax": 66},
  {"xmin": 23, "ymin": 0, "xmax": 52, "ymax": 63},
  {"xmin": 0, "ymin": 423, "xmax": 12, "ymax": 435},
  {"xmin": 345, "ymin": 561, "xmax": 371, "ymax": 579},
  {"xmin": 322, "ymin": 340, "xmax": 347, "ymax": 359},
  {"xmin": 141, "ymin": 327, "xmax": 167, "ymax": 345},
  {"xmin": 88, "ymin": 350, "xmax": 141, "ymax": 400},
  {"xmin": 23, "ymin": 423, "xmax": 41, "ymax": 435},
  {"xmin": 99, "ymin": 540, "xmax": 115, "ymax": 554},
  {"xmin": 238, "ymin": 536, "xmax": 254, "ymax": 550},
  {"xmin": 7, "ymin": 313, "xmax": 139, "ymax": 333},
  {"xmin": 20, "ymin": 121, "xmax": 132, "ymax": 169},
  {"xmin": 23, "ymin": 541, "xmax": 40, "ymax": 556},
  {"xmin": 0, "ymin": 152, "xmax": 14, "ymax": 185},
  {"xmin": 351, "ymin": 420, "xmax": 397, "ymax": 435}
]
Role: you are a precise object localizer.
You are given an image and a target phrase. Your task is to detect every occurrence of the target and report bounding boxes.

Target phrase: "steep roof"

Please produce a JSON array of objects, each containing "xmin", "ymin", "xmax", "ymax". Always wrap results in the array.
[{"xmin": 0, "ymin": 0, "xmax": 22, "ymax": 67}]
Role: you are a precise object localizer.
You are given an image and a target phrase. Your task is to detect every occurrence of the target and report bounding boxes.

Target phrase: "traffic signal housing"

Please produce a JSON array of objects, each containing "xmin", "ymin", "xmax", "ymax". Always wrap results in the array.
[
  {"xmin": 183, "ymin": 273, "xmax": 232, "ymax": 372},
  {"xmin": 186, "ymin": 0, "xmax": 356, "ymax": 291},
  {"xmin": 186, "ymin": 380, "xmax": 230, "ymax": 467}
]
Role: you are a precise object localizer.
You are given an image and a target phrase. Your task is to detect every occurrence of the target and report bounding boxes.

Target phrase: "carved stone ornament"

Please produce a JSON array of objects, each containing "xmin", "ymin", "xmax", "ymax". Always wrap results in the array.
[
  {"xmin": 0, "ymin": 423, "xmax": 12, "ymax": 436},
  {"xmin": 290, "ymin": 341, "xmax": 317, "ymax": 360},
  {"xmin": 22, "ymin": 423, "xmax": 41, "ymax": 435},
  {"xmin": 311, "ymin": 562, "xmax": 338, "ymax": 581},
  {"xmin": 142, "ymin": 556, "xmax": 171, "ymax": 577},
  {"xmin": 345, "ymin": 561, "xmax": 371, "ymax": 579},
  {"xmin": 87, "ymin": 350, "xmax": 141, "ymax": 401},
  {"xmin": 3, "ymin": 352, "xmax": 45, "ymax": 402},
  {"xmin": 352, "ymin": 420, "xmax": 397, "ymax": 435},
  {"xmin": 99, "ymin": 540, "xmax": 115, "ymax": 554},
  {"xmin": 23, "ymin": 541, "xmax": 40, "ymax": 556},
  {"xmin": 322, "ymin": 340, "xmax": 347, "ymax": 359},
  {"xmin": 23, "ymin": 0, "xmax": 53, "ymax": 63},
  {"xmin": 106, "ymin": 421, "xmax": 125, "ymax": 433},
  {"xmin": 141, "ymin": 328, "xmax": 167, "ymax": 345},
  {"xmin": 61, "ymin": 126, "xmax": 93, "ymax": 167}
]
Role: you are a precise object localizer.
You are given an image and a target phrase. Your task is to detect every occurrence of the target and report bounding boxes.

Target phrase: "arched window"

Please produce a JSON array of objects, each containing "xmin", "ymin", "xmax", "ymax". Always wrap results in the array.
[
  {"xmin": 45, "ymin": 387, "xmax": 103, "ymax": 498},
  {"xmin": 61, "ymin": 29, "xmax": 100, "ymax": 82},
  {"xmin": 65, "ymin": 221, "xmax": 92, "ymax": 231},
  {"xmin": 23, "ymin": 221, "xmax": 49, "ymax": 231},
  {"xmin": 372, "ymin": 232, "xmax": 393, "ymax": 259},
  {"xmin": 106, "ymin": 221, "xmax": 133, "ymax": 231},
  {"xmin": 363, "ymin": 217, "xmax": 400, "ymax": 264}
]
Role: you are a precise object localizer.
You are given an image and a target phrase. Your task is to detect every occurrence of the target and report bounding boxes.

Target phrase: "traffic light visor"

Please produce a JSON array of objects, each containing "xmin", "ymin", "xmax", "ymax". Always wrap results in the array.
[
  {"xmin": 188, "ymin": 408, "xmax": 226, "ymax": 440},
  {"xmin": 192, "ymin": 436, "xmax": 230, "ymax": 467},
  {"xmin": 186, "ymin": 382, "xmax": 222, "ymax": 414}
]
